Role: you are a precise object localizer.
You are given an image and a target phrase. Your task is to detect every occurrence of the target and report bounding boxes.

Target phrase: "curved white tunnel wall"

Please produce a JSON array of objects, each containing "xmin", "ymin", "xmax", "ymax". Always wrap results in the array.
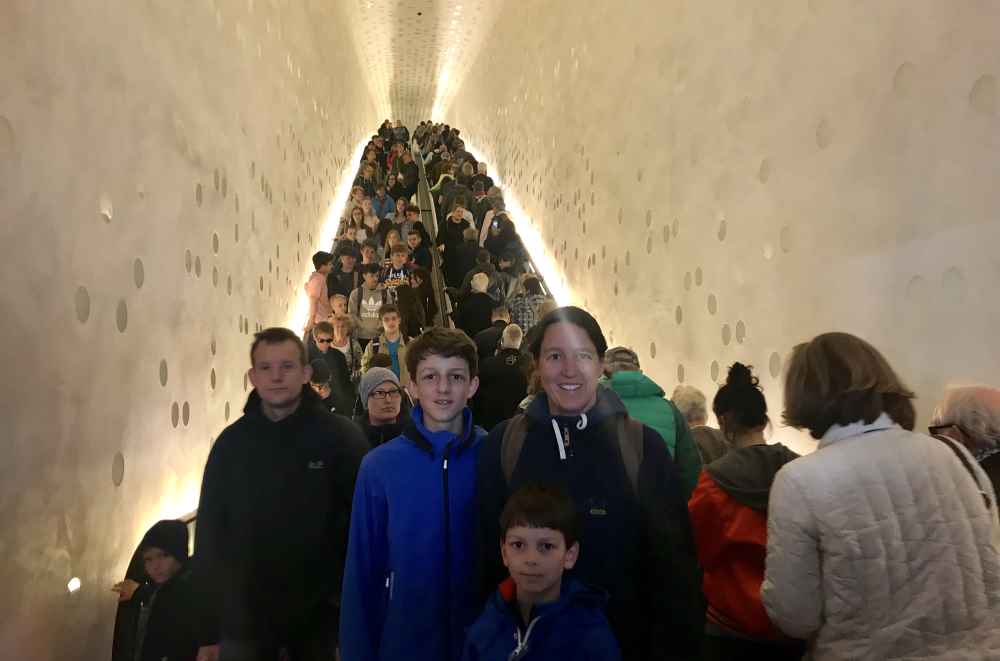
[
  {"xmin": 444, "ymin": 0, "xmax": 1000, "ymax": 452},
  {"xmin": 0, "ymin": 2, "xmax": 374, "ymax": 657}
]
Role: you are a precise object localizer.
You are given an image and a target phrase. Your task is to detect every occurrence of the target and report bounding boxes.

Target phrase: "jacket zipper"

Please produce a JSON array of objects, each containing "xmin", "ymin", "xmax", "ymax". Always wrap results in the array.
[{"xmin": 442, "ymin": 445, "xmax": 453, "ymax": 660}]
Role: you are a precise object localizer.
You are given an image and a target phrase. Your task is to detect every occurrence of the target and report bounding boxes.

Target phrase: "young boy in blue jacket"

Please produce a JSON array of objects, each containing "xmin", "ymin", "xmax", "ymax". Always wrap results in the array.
[
  {"xmin": 462, "ymin": 485, "xmax": 622, "ymax": 661},
  {"xmin": 340, "ymin": 327, "xmax": 485, "ymax": 661}
]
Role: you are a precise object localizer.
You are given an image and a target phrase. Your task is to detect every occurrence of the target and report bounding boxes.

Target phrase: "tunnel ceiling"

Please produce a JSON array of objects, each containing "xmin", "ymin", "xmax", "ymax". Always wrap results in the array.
[{"xmin": 345, "ymin": 0, "xmax": 503, "ymax": 123}]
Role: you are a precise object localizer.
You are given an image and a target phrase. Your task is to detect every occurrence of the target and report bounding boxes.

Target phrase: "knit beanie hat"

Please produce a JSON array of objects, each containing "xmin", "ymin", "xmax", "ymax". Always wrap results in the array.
[
  {"xmin": 604, "ymin": 346, "xmax": 640, "ymax": 374},
  {"xmin": 359, "ymin": 367, "xmax": 400, "ymax": 409},
  {"xmin": 139, "ymin": 520, "xmax": 189, "ymax": 563}
]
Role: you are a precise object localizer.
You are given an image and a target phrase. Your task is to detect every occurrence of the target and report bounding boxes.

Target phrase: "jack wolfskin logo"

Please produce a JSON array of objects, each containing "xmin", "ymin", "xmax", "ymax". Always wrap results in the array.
[{"xmin": 307, "ymin": 460, "xmax": 325, "ymax": 470}]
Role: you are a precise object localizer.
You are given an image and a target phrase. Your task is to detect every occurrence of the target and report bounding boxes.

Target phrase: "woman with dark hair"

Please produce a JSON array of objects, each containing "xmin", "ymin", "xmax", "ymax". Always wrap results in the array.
[
  {"xmin": 762, "ymin": 332, "xmax": 1000, "ymax": 660},
  {"xmin": 477, "ymin": 306, "xmax": 704, "ymax": 661},
  {"xmin": 409, "ymin": 268, "xmax": 437, "ymax": 326},
  {"xmin": 687, "ymin": 363, "xmax": 803, "ymax": 660},
  {"xmin": 483, "ymin": 212, "xmax": 519, "ymax": 262}
]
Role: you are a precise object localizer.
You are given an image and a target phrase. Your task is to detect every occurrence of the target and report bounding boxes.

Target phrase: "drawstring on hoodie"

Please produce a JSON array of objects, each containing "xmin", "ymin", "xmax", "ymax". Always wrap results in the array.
[
  {"xmin": 552, "ymin": 413, "xmax": 589, "ymax": 461},
  {"xmin": 509, "ymin": 616, "xmax": 541, "ymax": 661}
]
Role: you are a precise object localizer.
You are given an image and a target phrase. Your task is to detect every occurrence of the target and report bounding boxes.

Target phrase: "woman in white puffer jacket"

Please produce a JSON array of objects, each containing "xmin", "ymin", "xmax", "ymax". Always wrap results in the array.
[{"xmin": 762, "ymin": 332, "xmax": 1000, "ymax": 660}]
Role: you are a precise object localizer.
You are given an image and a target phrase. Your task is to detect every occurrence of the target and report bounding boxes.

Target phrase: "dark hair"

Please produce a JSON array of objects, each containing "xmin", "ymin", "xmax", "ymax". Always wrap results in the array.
[
  {"xmin": 390, "ymin": 243, "xmax": 409, "ymax": 256},
  {"xmin": 250, "ymin": 327, "xmax": 307, "ymax": 367},
  {"xmin": 405, "ymin": 326, "xmax": 479, "ymax": 378},
  {"xmin": 405, "ymin": 204, "xmax": 421, "ymax": 216},
  {"xmin": 312, "ymin": 251, "xmax": 334, "ymax": 270},
  {"xmin": 500, "ymin": 484, "xmax": 579, "ymax": 548},
  {"xmin": 369, "ymin": 353, "xmax": 393, "ymax": 369},
  {"xmin": 313, "ymin": 321, "xmax": 335, "ymax": 337},
  {"xmin": 528, "ymin": 306, "xmax": 607, "ymax": 361},
  {"xmin": 492, "ymin": 305, "xmax": 510, "ymax": 319},
  {"xmin": 453, "ymin": 196, "xmax": 468, "ymax": 209},
  {"xmin": 411, "ymin": 267, "xmax": 431, "ymax": 284},
  {"xmin": 476, "ymin": 249, "xmax": 491, "ymax": 264},
  {"xmin": 378, "ymin": 303, "xmax": 400, "ymax": 319},
  {"xmin": 360, "ymin": 263, "xmax": 381, "ymax": 275},
  {"xmin": 523, "ymin": 277, "xmax": 543, "ymax": 296},
  {"xmin": 713, "ymin": 363, "xmax": 769, "ymax": 433},
  {"xmin": 783, "ymin": 332, "xmax": 916, "ymax": 439}
]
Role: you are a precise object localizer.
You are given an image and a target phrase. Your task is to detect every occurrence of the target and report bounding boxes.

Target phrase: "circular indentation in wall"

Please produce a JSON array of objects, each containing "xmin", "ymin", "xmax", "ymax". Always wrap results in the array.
[
  {"xmin": 171, "ymin": 402, "xmax": 180, "ymax": 428},
  {"xmin": 675, "ymin": 306, "xmax": 683, "ymax": 324},
  {"xmin": 235, "ymin": 194, "xmax": 240, "ymax": 213},
  {"xmin": 601, "ymin": 245, "xmax": 606, "ymax": 259},
  {"xmin": 763, "ymin": 242, "xmax": 775, "ymax": 260},
  {"xmin": 196, "ymin": 183, "xmax": 203, "ymax": 206},
  {"xmin": 159, "ymin": 359, "xmax": 168, "ymax": 386},
  {"xmin": 645, "ymin": 209, "xmax": 652, "ymax": 227},
  {"xmin": 721, "ymin": 324, "xmax": 732, "ymax": 346},
  {"xmin": 210, "ymin": 338, "xmax": 216, "ymax": 355},
  {"xmin": 636, "ymin": 168, "xmax": 643, "ymax": 183},
  {"xmin": 711, "ymin": 360, "xmax": 720, "ymax": 381},
  {"xmin": 684, "ymin": 272, "xmax": 692, "ymax": 290},
  {"xmin": 816, "ymin": 118, "xmax": 833, "ymax": 149},
  {"xmin": 769, "ymin": 352, "xmax": 782, "ymax": 378},
  {"xmin": 617, "ymin": 208, "xmax": 623, "ymax": 225},
  {"xmin": 115, "ymin": 300, "xmax": 128, "ymax": 332},
  {"xmin": 717, "ymin": 220, "xmax": 727, "ymax": 241},
  {"xmin": 677, "ymin": 364, "xmax": 685, "ymax": 383},
  {"xmin": 221, "ymin": 174, "xmax": 228, "ymax": 198},
  {"xmin": 649, "ymin": 342, "xmax": 657, "ymax": 359},
  {"xmin": 259, "ymin": 276, "xmax": 264, "ymax": 291},
  {"xmin": 111, "ymin": 451, "xmax": 125, "ymax": 486},
  {"xmin": 185, "ymin": 250, "xmax": 192, "ymax": 273},
  {"xmin": 194, "ymin": 256, "xmax": 202, "ymax": 277},
  {"xmin": 614, "ymin": 281, "xmax": 619, "ymax": 296},
  {"xmin": 243, "ymin": 372, "xmax": 248, "ymax": 391},
  {"xmin": 75, "ymin": 286, "xmax": 91, "ymax": 323},
  {"xmin": 210, "ymin": 368, "xmax": 216, "ymax": 390},
  {"xmin": 893, "ymin": 62, "xmax": 915, "ymax": 96},
  {"xmin": 227, "ymin": 275, "xmax": 233, "ymax": 296},
  {"xmin": 707, "ymin": 294, "xmax": 718, "ymax": 315},
  {"xmin": 625, "ymin": 251, "xmax": 631, "ymax": 266},
  {"xmin": 131, "ymin": 258, "xmax": 145, "ymax": 290},
  {"xmin": 276, "ymin": 244, "xmax": 280, "ymax": 258},
  {"xmin": 212, "ymin": 267, "xmax": 219, "ymax": 287},
  {"xmin": 99, "ymin": 194, "xmax": 113, "ymax": 223},
  {"xmin": 942, "ymin": 266, "xmax": 967, "ymax": 302},
  {"xmin": 735, "ymin": 320, "xmax": 747, "ymax": 343},
  {"xmin": 212, "ymin": 233, "xmax": 220, "ymax": 255},
  {"xmin": 182, "ymin": 402, "xmax": 190, "ymax": 426},
  {"xmin": 646, "ymin": 236, "xmax": 653, "ymax": 254},
  {"xmin": 779, "ymin": 226, "xmax": 793, "ymax": 253},
  {"xmin": 672, "ymin": 218, "xmax": 680, "ymax": 238},
  {"xmin": 695, "ymin": 267, "xmax": 703, "ymax": 286},
  {"xmin": 970, "ymin": 74, "xmax": 996, "ymax": 115},
  {"xmin": 758, "ymin": 158, "xmax": 771, "ymax": 183},
  {"xmin": 224, "ymin": 401, "xmax": 231, "ymax": 422}
]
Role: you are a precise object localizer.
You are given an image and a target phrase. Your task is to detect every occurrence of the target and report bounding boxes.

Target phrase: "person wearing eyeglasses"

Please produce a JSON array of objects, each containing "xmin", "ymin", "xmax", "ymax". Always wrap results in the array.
[
  {"xmin": 308, "ymin": 321, "xmax": 357, "ymax": 416},
  {"xmin": 930, "ymin": 385, "xmax": 1000, "ymax": 499},
  {"xmin": 355, "ymin": 367, "xmax": 408, "ymax": 449}
]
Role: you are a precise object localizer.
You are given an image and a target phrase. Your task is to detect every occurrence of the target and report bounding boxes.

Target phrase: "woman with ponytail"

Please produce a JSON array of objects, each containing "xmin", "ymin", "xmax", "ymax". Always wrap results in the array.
[{"xmin": 687, "ymin": 362, "xmax": 805, "ymax": 660}]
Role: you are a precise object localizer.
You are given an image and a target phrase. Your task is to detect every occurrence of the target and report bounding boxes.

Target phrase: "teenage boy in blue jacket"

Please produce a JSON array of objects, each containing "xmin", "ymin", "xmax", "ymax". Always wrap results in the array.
[
  {"xmin": 462, "ymin": 485, "xmax": 621, "ymax": 661},
  {"xmin": 340, "ymin": 327, "xmax": 485, "ymax": 661}
]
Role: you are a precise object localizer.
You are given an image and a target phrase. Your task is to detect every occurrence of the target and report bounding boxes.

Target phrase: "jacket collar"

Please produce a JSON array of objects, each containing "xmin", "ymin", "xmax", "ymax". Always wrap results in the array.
[
  {"xmin": 525, "ymin": 384, "xmax": 627, "ymax": 429},
  {"xmin": 819, "ymin": 412, "xmax": 897, "ymax": 449},
  {"xmin": 402, "ymin": 405, "xmax": 476, "ymax": 456}
]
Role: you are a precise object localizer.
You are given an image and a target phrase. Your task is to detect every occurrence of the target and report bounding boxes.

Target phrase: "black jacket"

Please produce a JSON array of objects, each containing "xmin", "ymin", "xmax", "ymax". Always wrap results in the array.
[
  {"xmin": 473, "ymin": 320, "xmax": 507, "ymax": 361},
  {"xmin": 477, "ymin": 389, "xmax": 704, "ymax": 661},
  {"xmin": 437, "ymin": 219, "xmax": 473, "ymax": 287},
  {"xmin": 133, "ymin": 569, "xmax": 200, "ymax": 661},
  {"xmin": 193, "ymin": 387, "xmax": 368, "ymax": 646},
  {"xmin": 454, "ymin": 292, "xmax": 495, "ymax": 339},
  {"xmin": 471, "ymin": 348, "xmax": 530, "ymax": 432},
  {"xmin": 307, "ymin": 344, "xmax": 358, "ymax": 416},
  {"xmin": 327, "ymin": 268, "xmax": 360, "ymax": 299},
  {"xmin": 355, "ymin": 416, "xmax": 405, "ymax": 449}
]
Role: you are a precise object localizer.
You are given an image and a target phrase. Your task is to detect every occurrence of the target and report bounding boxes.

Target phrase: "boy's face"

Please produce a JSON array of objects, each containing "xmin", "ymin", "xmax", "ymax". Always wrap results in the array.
[
  {"xmin": 345, "ymin": 227, "xmax": 357, "ymax": 241},
  {"xmin": 501, "ymin": 526, "xmax": 579, "ymax": 603},
  {"xmin": 363, "ymin": 272, "xmax": 379, "ymax": 288},
  {"xmin": 331, "ymin": 298, "xmax": 347, "ymax": 316},
  {"xmin": 407, "ymin": 354, "xmax": 479, "ymax": 432},
  {"xmin": 381, "ymin": 312, "xmax": 400, "ymax": 335},
  {"xmin": 313, "ymin": 331, "xmax": 333, "ymax": 354},
  {"xmin": 319, "ymin": 261, "xmax": 334, "ymax": 275},
  {"xmin": 406, "ymin": 233, "xmax": 421, "ymax": 249},
  {"xmin": 390, "ymin": 252, "xmax": 407, "ymax": 268},
  {"xmin": 143, "ymin": 547, "xmax": 182, "ymax": 585},
  {"xmin": 361, "ymin": 246, "xmax": 375, "ymax": 262},
  {"xmin": 249, "ymin": 340, "xmax": 311, "ymax": 408},
  {"xmin": 340, "ymin": 254, "xmax": 356, "ymax": 271}
]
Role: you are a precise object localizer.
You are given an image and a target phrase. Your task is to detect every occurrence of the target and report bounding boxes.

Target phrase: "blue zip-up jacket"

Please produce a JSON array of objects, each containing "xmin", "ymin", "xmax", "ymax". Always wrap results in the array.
[
  {"xmin": 340, "ymin": 405, "xmax": 486, "ymax": 661},
  {"xmin": 462, "ymin": 577, "xmax": 622, "ymax": 661}
]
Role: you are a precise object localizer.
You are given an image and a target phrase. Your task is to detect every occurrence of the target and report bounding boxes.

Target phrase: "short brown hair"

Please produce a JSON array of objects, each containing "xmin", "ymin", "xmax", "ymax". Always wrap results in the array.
[
  {"xmin": 405, "ymin": 327, "xmax": 478, "ymax": 377},
  {"xmin": 390, "ymin": 243, "xmax": 409, "ymax": 256},
  {"xmin": 378, "ymin": 303, "xmax": 400, "ymax": 319},
  {"xmin": 500, "ymin": 484, "xmax": 579, "ymax": 548},
  {"xmin": 783, "ymin": 332, "xmax": 916, "ymax": 439},
  {"xmin": 313, "ymin": 321, "xmax": 335, "ymax": 337},
  {"xmin": 250, "ymin": 327, "xmax": 307, "ymax": 367}
]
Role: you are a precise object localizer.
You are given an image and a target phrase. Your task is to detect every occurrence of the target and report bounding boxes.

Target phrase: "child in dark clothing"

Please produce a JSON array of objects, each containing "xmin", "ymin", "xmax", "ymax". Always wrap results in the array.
[
  {"xmin": 113, "ymin": 520, "xmax": 199, "ymax": 661},
  {"xmin": 462, "ymin": 486, "xmax": 621, "ymax": 661}
]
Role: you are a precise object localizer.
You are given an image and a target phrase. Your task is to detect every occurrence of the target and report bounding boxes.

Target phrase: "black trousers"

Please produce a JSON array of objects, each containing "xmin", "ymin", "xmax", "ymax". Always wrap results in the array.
[{"xmin": 702, "ymin": 634, "xmax": 805, "ymax": 661}]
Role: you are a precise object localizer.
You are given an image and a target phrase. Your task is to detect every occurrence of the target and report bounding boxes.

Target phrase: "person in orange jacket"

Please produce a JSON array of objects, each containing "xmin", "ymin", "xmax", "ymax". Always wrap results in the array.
[{"xmin": 687, "ymin": 363, "xmax": 805, "ymax": 660}]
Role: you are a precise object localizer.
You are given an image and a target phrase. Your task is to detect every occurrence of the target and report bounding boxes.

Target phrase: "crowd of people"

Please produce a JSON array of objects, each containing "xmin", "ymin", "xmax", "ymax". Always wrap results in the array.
[{"xmin": 113, "ymin": 122, "xmax": 1000, "ymax": 661}]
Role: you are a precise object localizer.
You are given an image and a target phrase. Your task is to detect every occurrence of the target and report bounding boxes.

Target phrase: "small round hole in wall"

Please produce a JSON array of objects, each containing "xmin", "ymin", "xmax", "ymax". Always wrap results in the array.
[
  {"xmin": 695, "ymin": 267, "xmax": 703, "ymax": 286},
  {"xmin": 711, "ymin": 360, "xmax": 720, "ymax": 382},
  {"xmin": 75, "ymin": 286, "xmax": 91, "ymax": 323},
  {"xmin": 769, "ymin": 352, "xmax": 783, "ymax": 378},
  {"xmin": 212, "ymin": 267, "xmax": 219, "ymax": 287},
  {"xmin": 684, "ymin": 272, "xmax": 692, "ymax": 291},
  {"xmin": 646, "ymin": 236, "xmax": 653, "ymax": 254},
  {"xmin": 195, "ymin": 183, "xmax": 203, "ymax": 206},
  {"xmin": 227, "ymin": 275, "xmax": 233, "ymax": 296},
  {"xmin": 672, "ymin": 218, "xmax": 680, "ymax": 238},
  {"xmin": 194, "ymin": 256, "xmax": 202, "ymax": 278},
  {"xmin": 133, "ymin": 258, "xmax": 145, "ymax": 289},
  {"xmin": 185, "ymin": 250, "xmax": 192, "ymax": 273},
  {"xmin": 210, "ymin": 338, "xmax": 216, "ymax": 355},
  {"xmin": 677, "ymin": 363, "xmax": 686, "ymax": 383},
  {"xmin": 675, "ymin": 306, "xmax": 683, "ymax": 324},
  {"xmin": 722, "ymin": 323, "xmax": 732, "ymax": 345},
  {"xmin": 212, "ymin": 233, "xmax": 220, "ymax": 255},
  {"xmin": 224, "ymin": 401, "xmax": 231, "ymax": 421},
  {"xmin": 112, "ymin": 452, "xmax": 125, "ymax": 486},
  {"xmin": 115, "ymin": 300, "xmax": 128, "ymax": 332},
  {"xmin": 707, "ymin": 294, "xmax": 718, "ymax": 315},
  {"xmin": 182, "ymin": 402, "xmax": 190, "ymax": 426},
  {"xmin": 717, "ymin": 220, "xmax": 727, "ymax": 241},
  {"xmin": 210, "ymin": 368, "xmax": 216, "ymax": 390},
  {"xmin": 735, "ymin": 320, "xmax": 747, "ymax": 343},
  {"xmin": 171, "ymin": 402, "xmax": 180, "ymax": 428},
  {"xmin": 159, "ymin": 359, "xmax": 168, "ymax": 386},
  {"xmin": 649, "ymin": 342, "xmax": 657, "ymax": 358}
]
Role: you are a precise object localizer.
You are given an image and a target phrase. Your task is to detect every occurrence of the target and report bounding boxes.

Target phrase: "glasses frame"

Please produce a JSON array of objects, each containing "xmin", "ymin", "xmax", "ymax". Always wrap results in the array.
[{"xmin": 368, "ymin": 388, "xmax": 403, "ymax": 401}]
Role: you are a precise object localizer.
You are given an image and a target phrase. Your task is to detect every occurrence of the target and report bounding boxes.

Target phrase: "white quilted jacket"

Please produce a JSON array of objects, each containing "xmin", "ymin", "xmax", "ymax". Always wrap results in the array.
[{"xmin": 762, "ymin": 414, "xmax": 1000, "ymax": 660}]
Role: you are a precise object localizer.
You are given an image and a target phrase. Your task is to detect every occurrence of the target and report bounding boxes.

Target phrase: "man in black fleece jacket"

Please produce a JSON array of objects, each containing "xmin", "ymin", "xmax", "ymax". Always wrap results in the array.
[{"xmin": 193, "ymin": 328, "xmax": 368, "ymax": 661}]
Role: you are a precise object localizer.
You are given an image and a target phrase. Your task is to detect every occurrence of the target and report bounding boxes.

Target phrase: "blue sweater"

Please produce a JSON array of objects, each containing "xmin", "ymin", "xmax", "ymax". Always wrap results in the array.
[
  {"xmin": 462, "ymin": 578, "xmax": 622, "ymax": 661},
  {"xmin": 340, "ymin": 406, "xmax": 485, "ymax": 661}
]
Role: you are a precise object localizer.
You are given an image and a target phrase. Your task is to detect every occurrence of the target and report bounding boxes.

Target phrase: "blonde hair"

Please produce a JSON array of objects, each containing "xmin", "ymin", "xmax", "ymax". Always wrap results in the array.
[
  {"xmin": 672, "ymin": 385, "xmax": 708, "ymax": 425},
  {"xmin": 332, "ymin": 313, "xmax": 355, "ymax": 334},
  {"xmin": 471, "ymin": 272, "xmax": 490, "ymax": 293},
  {"xmin": 931, "ymin": 386, "xmax": 1000, "ymax": 450},
  {"xmin": 501, "ymin": 324, "xmax": 524, "ymax": 349}
]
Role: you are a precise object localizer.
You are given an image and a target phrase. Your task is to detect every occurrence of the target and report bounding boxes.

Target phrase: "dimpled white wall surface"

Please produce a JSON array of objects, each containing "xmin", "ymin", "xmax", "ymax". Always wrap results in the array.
[
  {"xmin": 443, "ymin": 0, "xmax": 1000, "ymax": 453},
  {"xmin": 0, "ymin": 1, "xmax": 374, "ymax": 656}
]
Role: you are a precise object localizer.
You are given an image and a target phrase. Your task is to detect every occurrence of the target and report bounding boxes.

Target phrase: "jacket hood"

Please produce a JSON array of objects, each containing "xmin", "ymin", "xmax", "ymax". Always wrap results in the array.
[
  {"xmin": 493, "ymin": 576, "xmax": 609, "ymax": 617},
  {"xmin": 402, "ymin": 404, "xmax": 478, "ymax": 456},
  {"xmin": 603, "ymin": 371, "xmax": 665, "ymax": 399},
  {"xmin": 525, "ymin": 384, "xmax": 628, "ymax": 429},
  {"xmin": 706, "ymin": 444, "xmax": 800, "ymax": 511}
]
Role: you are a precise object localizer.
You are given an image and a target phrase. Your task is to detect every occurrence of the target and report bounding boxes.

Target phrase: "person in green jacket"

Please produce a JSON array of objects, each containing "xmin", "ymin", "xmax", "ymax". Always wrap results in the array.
[{"xmin": 601, "ymin": 346, "xmax": 702, "ymax": 498}]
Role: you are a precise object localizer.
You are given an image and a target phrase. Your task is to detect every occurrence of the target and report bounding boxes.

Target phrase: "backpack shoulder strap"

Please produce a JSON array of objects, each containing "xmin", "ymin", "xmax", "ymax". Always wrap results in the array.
[
  {"xmin": 616, "ymin": 415, "xmax": 645, "ymax": 497},
  {"xmin": 937, "ymin": 434, "xmax": 992, "ymax": 511},
  {"xmin": 501, "ymin": 414, "xmax": 529, "ymax": 486}
]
